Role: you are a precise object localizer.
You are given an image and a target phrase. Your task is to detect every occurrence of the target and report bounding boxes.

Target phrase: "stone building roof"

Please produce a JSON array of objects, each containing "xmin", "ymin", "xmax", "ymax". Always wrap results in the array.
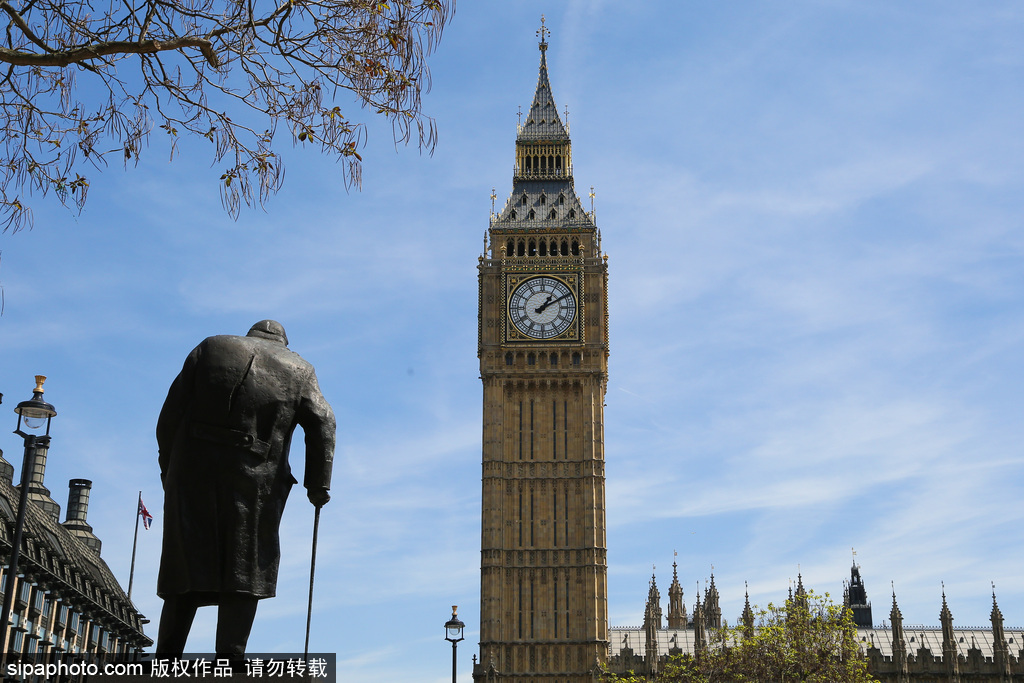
[{"xmin": 0, "ymin": 449, "xmax": 150, "ymax": 649}]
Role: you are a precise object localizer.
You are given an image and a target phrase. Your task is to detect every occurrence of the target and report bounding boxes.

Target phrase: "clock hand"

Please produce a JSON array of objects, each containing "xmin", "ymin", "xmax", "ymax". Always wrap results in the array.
[{"xmin": 535, "ymin": 292, "xmax": 571, "ymax": 315}]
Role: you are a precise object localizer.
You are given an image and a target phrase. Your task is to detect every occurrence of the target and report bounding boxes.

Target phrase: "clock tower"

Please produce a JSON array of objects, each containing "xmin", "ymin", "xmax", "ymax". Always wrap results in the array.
[{"xmin": 475, "ymin": 21, "xmax": 609, "ymax": 683}]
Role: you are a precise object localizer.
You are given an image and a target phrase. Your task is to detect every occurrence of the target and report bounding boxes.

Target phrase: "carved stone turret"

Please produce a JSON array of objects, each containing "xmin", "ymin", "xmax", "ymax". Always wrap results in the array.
[
  {"xmin": 692, "ymin": 587, "xmax": 707, "ymax": 660},
  {"xmin": 940, "ymin": 588, "xmax": 961, "ymax": 683},
  {"xmin": 643, "ymin": 573, "xmax": 662, "ymax": 677},
  {"xmin": 991, "ymin": 586, "xmax": 1011, "ymax": 682},
  {"xmin": 741, "ymin": 583, "xmax": 755, "ymax": 639},
  {"xmin": 703, "ymin": 572, "xmax": 722, "ymax": 630},
  {"xmin": 667, "ymin": 558, "xmax": 686, "ymax": 629},
  {"xmin": 846, "ymin": 556, "xmax": 873, "ymax": 628},
  {"xmin": 890, "ymin": 589, "xmax": 909, "ymax": 683}
]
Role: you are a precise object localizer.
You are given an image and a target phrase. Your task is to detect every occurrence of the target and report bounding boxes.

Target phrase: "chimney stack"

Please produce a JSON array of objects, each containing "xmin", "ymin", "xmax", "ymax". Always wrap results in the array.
[
  {"xmin": 25, "ymin": 442, "xmax": 61, "ymax": 522},
  {"xmin": 63, "ymin": 479, "xmax": 102, "ymax": 554}
]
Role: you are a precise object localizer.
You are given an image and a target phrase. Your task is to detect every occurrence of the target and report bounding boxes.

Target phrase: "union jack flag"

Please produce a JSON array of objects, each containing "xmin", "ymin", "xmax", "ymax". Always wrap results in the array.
[{"xmin": 138, "ymin": 498, "xmax": 153, "ymax": 530}]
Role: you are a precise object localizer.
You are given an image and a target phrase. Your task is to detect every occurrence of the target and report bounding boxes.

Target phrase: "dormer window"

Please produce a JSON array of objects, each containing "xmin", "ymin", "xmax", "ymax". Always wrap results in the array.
[
  {"xmin": 539, "ymin": 194, "xmax": 546, "ymax": 205},
  {"xmin": 529, "ymin": 209, "xmax": 536, "ymax": 219},
  {"xmin": 510, "ymin": 210, "xmax": 517, "ymax": 220},
  {"xmin": 558, "ymin": 194, "xmax": 565, "ymax": 205},
  {"xmin": 549, "ymin": 209, "xmax": 557, "ymax": 219},
  {"xmin": 521, "ymin": 194, "xmax": 528, "ymax": 206}
]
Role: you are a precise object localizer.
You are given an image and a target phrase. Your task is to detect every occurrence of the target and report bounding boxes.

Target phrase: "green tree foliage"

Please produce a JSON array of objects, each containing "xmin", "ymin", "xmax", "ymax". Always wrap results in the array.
[
  {"xmin": 604, "ymin": 591, "xmax": 877, "ymax": 683},
  {"xmin": 0, "ymin": 0, "xmax": 453, "ymax": 231}
]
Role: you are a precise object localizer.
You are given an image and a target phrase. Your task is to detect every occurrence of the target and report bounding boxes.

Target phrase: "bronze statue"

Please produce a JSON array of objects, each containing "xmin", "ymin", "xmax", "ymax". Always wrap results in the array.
[{"xmin": 155, "ymin": 320, "xmax": 335, "ymax": 656}]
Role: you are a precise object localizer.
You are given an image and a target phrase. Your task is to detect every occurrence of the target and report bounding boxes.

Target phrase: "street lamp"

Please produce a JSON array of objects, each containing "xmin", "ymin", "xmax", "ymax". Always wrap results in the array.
[
  {"xmin": 1, "ymin": 376, "xmax": 56, "ymax": 658},
  {"xmin": 444, "ymin": 605, "xmax": 465, "ymax": 683}
]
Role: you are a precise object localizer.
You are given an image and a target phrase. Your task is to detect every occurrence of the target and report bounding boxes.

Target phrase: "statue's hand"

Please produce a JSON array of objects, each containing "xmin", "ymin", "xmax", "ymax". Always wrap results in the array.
[{"xmin": 307, "ymin": 487, "xmax": 330, "ymax": 507}]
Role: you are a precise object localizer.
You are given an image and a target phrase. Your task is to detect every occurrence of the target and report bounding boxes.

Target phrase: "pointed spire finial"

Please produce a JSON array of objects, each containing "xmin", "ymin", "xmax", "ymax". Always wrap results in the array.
[{"xmin": 537, "ymin": 15, "xmax": 549, "ymax": 50}]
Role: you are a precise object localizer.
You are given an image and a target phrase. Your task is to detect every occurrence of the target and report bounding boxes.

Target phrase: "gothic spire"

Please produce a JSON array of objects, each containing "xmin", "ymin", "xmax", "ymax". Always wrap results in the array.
[
  {"xmin": 703, "ymin": 570, "xmax": 721, "ymax": 629},
  {"xmin": 940, "ymin": 585, "xmax": 961, "ymax": 682},
  {"xmin": 890, "ymin": 586, "xmax": 909, "ymax": 683},
  {"xmin": 643, "ymin": 569, "xmax": 662, "ymax": 677},
  {"xmin": 518, "ymin": 15, "xmax": 569, "ymax": 143},
  {"xmin": 741, "ymin": 582, "xmax": 755, "ymax": 639},
  {"xmin": 991, "ymin": 583, "xmax": 1011, "ymax": 679},
  {"xmin": 643, "ymin": 570, "xmax": 663, "ymax": 631},
  {"xmin": 692, "ymin": 584, "xmax": 707, "ymax": 658},
  {"xmin": 667, "ymin": 553, "xmax": 686, "ymax": 629},
  {"xmin": 846, "ymin": 554, "xmax": 873, "ymax": 628}
]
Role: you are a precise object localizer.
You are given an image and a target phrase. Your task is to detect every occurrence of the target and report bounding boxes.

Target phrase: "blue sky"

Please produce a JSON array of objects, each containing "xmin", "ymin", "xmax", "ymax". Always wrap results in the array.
[{"xmin": 2, "ymin": 2, "xmax": 1024, "ymax": 680}]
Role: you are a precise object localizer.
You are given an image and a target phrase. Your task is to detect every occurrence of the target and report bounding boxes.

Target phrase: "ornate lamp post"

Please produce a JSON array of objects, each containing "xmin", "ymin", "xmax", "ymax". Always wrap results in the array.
[
  {"xmin": 0, "ymin": 376, "xmax": 56, "ymax": 658},
  {"xmin": 444, "ymin": 605, "xmax": 465, "ymax": 683}
]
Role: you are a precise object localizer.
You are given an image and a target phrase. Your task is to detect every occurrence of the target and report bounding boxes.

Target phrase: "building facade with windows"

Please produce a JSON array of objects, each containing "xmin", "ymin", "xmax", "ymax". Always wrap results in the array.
[
  {"xmin": 0, "ymin": 443, "xmax": 151, "ymax": 657},
  {"xmin": 607, "ymin": 561, "xmax": 1024, "ymax": 682}
]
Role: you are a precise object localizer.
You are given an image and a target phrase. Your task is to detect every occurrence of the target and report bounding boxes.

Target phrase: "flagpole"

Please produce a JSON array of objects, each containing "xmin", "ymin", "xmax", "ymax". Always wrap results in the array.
[{"xmin": 128, "ymin": 490, "xmax": 141, "ymax": 601}]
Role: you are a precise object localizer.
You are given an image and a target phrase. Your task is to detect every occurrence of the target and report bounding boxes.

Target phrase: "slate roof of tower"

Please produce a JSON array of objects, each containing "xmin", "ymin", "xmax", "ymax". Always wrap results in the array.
[
  {"xmin": 493, "ymin": 182, "xmax": 594, "ymax": 231},
  {"xmin": 491, "ymin": 34, "xmax": 595, "ymax": 232},
  {"xmin": 518, "ymin": 39, "xmax": 569, "ymax": 142}
]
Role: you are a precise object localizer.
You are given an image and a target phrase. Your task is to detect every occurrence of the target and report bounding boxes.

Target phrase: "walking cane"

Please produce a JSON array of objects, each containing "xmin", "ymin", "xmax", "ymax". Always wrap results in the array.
[{"xmin": 304, "ymin": 504, "xmax": 322, "ymax": 665}]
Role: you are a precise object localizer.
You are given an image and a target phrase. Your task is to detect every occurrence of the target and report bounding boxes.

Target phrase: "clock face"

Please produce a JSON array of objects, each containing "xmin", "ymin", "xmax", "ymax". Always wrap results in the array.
[{"xmin": 508, "ymin": 276, "xmax": 577, "ymax": 339}]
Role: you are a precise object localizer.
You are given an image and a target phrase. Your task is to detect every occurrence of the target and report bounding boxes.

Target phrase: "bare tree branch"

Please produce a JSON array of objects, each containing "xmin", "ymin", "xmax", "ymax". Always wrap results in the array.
[{"xmin": 0, "ymin": 0, "xmax": 454, "ymax": 232}]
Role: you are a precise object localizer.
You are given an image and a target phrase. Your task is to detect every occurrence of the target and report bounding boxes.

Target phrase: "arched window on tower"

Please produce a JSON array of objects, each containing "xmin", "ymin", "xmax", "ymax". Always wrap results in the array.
[
  {"xmin": 560, "ymin": 240, "xmax": 569, "ymax": 256},
  {"xmin": 507, "ymin": 239, "xmax": 515, "ymax": 256},
  {"xmin": 549, "ymin": 352, "xmax": 558, "ymax": 366},
  {"xmin": 571, "ymin": 239, "xmax": 580, "ymax": 255},
  {"xmin": 528, "ymin": 240, "xmax": 537, "ymax": 256},
  {"xmin": 539, "ymin": 241, "xmax": 547, "ymax": 256},
  {"xmin": 505, "ymin": 352, "xmax": 514, "ymax": 366},
  {"xmin": 517, "ymin": 240, "xmax": 526, "ymax": 257},
  {"xmin": 527, "ymin": 352, "xmax": 536, "ymax": 366},
  {"xmin": 572, "ymin": 352, "xmax": 581, "ymax": 366},
  {"xmin": 550, "ymin": 240, "xmax": 558, "ymax": 255}
]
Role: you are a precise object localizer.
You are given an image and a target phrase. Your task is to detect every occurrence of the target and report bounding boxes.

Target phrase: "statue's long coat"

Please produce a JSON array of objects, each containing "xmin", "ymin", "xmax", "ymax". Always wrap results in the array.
[{"xmin": 156, "ymin": 334, "xmax": 335, "ymax": 601}]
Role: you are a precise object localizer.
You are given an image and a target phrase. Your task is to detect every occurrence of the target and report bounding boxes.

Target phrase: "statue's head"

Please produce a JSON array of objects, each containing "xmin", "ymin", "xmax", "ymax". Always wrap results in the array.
[{"xmin": 247, "ymin": 320, "xmax": 289, "ymax": 346}]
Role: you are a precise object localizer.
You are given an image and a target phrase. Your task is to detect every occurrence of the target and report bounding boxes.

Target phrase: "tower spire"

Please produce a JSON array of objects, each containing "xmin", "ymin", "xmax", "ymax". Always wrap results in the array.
[
  {"xmin": 517, "ymin": 17, "xmax": 570, "ymax": 147},
  {"xmin": 940, "ymin": 584, "xmax": 961, "ymax": 683},
  {"xmin": 667, "ymin": 552, "xmax": 686, "ymax": 629},
  {"xmin": 890, "ymin": 585, "xmax": 909, "ymax": 683},
  {"xmin": 741, "ymin": 582, "xmax": 755, "ymax": 639},
  {"xmin": 991, "ymin": 583, "xmax": 1011, "ymax": 680}
]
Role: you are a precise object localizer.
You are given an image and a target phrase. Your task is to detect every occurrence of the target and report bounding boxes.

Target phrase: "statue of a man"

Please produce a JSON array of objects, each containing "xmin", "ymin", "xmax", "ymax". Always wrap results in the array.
[{"xmin": 155, "ymin": 320, "xmax": 335, "ymax": 656}]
